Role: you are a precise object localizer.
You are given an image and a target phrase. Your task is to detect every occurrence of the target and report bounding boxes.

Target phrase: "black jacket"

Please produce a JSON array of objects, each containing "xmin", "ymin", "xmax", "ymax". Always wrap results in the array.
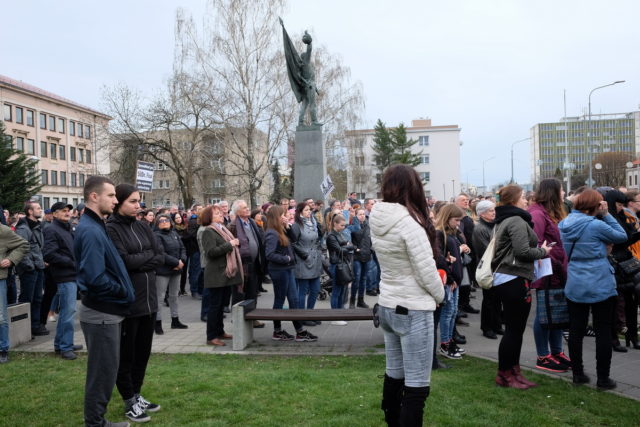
[
  {"xmin": 43, "ymin": 219, "xmax": 76, "ymax": 283},
  {"xmin": 154, "ymin": 228, "xmax": 187, "ymax": 276},
  {"xmin": 183, "ymin": 216, "xmax": 201, "ymax": 256},
  {"xmin": 264, "ymin": 229, "xmax": 295, "ymax": 271},
  {"xmin": 326, "ymin": 230, "xmax": 353, "ymax": 265},
  {"xmin": 350, "ymin": 221, "xmax": 372, "ymax": 263},
  {"xmin": 106, "ymin": 214, "xmax": 164, "ymax": 317}
]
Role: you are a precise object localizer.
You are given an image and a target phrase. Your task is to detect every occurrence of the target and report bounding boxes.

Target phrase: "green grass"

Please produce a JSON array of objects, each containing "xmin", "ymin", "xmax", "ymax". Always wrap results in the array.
[{"xmin": 1, "ymin": 352, "xmax": 637, "ymax": 426}]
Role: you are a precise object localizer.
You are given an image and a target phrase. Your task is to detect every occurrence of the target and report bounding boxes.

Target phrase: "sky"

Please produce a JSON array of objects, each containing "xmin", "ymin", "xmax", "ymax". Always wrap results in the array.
[{"xmin": 3, "ymin": 0, "xmax": 640, "ymax": 188}]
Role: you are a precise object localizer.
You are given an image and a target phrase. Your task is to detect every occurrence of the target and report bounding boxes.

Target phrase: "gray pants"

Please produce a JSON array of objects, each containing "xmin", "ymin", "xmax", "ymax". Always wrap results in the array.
[
  {"xmin": 156, "ymin": 274, "xmax": 180, "ymax": 321},
  {"xmin": 81, "ymin": 321, "xmax": 122, "ymax": 427}
]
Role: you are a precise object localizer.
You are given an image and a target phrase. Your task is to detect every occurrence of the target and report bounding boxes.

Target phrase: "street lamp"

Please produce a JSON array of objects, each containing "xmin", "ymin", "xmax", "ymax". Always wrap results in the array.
[
  {"xmin": 510, "ymin": 138, "xmax": 530, "ymax": 183},
  {"xmin": 587, "ymin": 80, "xmax": 625, "ymax": 187},
  {"xmin": 483, "ymin": 156, "xmax": 495, "ymax": 193}
]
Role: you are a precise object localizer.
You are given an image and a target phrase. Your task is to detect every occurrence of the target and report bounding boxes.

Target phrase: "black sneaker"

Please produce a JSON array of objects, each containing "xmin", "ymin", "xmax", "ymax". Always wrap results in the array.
[
  {"xmin": 460, "ymin": 304, "xmax": 480, "ymax": 314},
  {"xmin": 0, "ymin": 351, "xmax": 8, "ymax": 364},
  {"xmin": 535, "ymin": 355, "xmax": 568, "ymax": 373},
  {"xmin": 452, "ymin": 342, "xmax": 466, "ymax": 355},
  {"xmin": 440, "ymin": 343, "xmax": 461, "ymax": 360},
  {"xmin": 272, "ymin": 330, "xmax": 294, "ymax": 341},
  {"xmin": 596, "ymin": 377, "xmax": 617, "ymax": 390},
  {"xmin": 137, "ymin": 394, "xmax": 160, "ymax": 413},
  {"xmin": 295, "ymin": 330, "xmax": 318, "ymax": 342},
  {"xmin": 60, "ymin": 350, "xmax": 77, "ymax": 360},
  {"xmin": 32, "ymin": 325, "xmax": 50, "ymax": 336},
  {"xmin": 125, "ymin": 401, "xmax": 150, "ymax": 423}
]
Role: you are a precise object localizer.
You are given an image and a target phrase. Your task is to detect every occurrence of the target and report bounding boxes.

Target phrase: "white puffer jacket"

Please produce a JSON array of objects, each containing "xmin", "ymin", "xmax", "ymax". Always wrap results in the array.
[{"xmin": 370, "ymin": 202, "xmax": 445, "ymax": 311}]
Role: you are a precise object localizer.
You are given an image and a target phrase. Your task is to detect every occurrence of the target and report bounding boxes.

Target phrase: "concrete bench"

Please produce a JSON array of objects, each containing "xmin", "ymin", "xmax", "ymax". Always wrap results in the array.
[
  {"xmin": 232, "ymin": 299, "xmax": 373, "ymax": 350},
  {"xmin": 8, "ymin": 303, "xmax": 31, "ymax": 348}
]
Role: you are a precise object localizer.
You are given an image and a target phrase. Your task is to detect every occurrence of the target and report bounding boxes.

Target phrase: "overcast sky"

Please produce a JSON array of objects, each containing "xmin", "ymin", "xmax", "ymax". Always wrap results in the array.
[{"xmin": 3, "ymin": 0, "xmax": 639, "ymax": 188}]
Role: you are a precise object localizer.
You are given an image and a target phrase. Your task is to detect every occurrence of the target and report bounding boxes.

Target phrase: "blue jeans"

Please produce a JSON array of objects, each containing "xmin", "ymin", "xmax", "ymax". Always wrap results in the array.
[
  {"xmin": 54, "ymin": 282, "xmax": 77, "ymax": 352},
  {"xmin": 270, "ymin": 268, "xmax": 301, "ymax": 331},
  {"xmin": 439, "ymin": 285, "xmax": 458, "ymax": 343},
  {"xmin": 18, "ymin": 268, "xmax": 45, "ymax": 329},
  {"xmin": 328, "ymin": 264, "xmax": 345, "ymax": 309},
  {"xmin": 0, "ymin": 279, "xmax": 8, "ymax": 351},
  {"xmin": 379, "ymin": 306, "xmax": 435, "ymax": 387},
  {"xmin": 367, "ymin": 256, "xmax": 380, "ymax": 291},
  {"xmin": 533, "ymin": 296, "xmax": 563, "ymax": 357},
  {"xmin": 351, "ymin": 260, "xmax": 368, "ymax": 299},
  {"xmin": 188, "ymin": 252, "xmax": 202, "ymax": 295},
  {"xmin": 297, "ymin": 277, "xmax": 321, "ymax": 309}
]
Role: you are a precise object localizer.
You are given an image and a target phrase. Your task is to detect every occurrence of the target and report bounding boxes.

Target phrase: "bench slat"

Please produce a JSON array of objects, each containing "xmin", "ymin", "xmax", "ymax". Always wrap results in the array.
[{"xmin": 245, "ymin": 308, "xmax": 373, "ymax": 321}]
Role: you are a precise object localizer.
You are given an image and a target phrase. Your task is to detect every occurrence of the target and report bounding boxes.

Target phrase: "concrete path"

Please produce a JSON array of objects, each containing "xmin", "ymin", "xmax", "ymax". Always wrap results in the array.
[{"xmin": 16, "ymin": 284, "xmax": 640, "ymax": 400}]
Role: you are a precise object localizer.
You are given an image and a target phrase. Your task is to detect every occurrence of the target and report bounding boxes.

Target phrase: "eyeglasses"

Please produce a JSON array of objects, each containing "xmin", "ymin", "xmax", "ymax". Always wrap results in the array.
[{"xmin": 158, "ymin": 219, "xmax": 170, "ymax": 223}]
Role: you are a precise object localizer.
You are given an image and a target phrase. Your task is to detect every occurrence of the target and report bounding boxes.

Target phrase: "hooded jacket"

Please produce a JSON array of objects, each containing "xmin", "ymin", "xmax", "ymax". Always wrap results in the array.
[
  {"xmin": 106, "ymin": 214, "xmax": 164, "ymax": 317},
  {"xmin": 14, "ymin": 217, "xmax": 45, "ymax": 274},
  {"xmin": 559, "ymin": 211, "xmax": 627, "ymax": 303},
  {"xmin": 369, "ymin": 202, "xmax": 444, "ymax": 311},
  {"xmin": 349, "ymin": 218, "xmax": 373, "ymax": 263}
]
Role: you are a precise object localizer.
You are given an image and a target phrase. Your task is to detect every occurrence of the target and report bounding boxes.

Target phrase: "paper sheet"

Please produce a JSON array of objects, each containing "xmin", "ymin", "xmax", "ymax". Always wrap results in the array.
[{"xmin": 533, "ymin": 258, "xmax": 553, "ymax": 282}]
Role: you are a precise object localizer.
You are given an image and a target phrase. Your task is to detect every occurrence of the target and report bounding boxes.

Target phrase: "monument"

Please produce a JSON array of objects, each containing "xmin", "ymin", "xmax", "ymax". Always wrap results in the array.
[{"xmin": 280, "ymin": 19, "xmax": 326, "ymax": 203}]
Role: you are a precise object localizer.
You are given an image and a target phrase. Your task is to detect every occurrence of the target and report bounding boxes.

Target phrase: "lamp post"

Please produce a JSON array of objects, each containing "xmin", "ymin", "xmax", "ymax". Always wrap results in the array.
[
  {"xmin": 587, "ymin": 80, "xmax": 625, "ymax": 187},
  {"xmin": 510, "ymin": 138, "xmax": 530, "ymax": 183},
  {"xmin": 482, "ymin": 156, "xmax": 495, "ymax": 194}
]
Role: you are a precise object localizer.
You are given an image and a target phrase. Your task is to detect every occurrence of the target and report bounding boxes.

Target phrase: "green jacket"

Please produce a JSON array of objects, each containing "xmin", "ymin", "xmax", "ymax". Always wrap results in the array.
[
  {"xmin": 491, "ymin": 216, "xmax": 546, "ymax": 281},
  {"xmin": 201, "ymin": 227, "xmax": 242, "ymax": 289},
  {"xmin": 0, "ymin": 224, "xmax": 29, "ymax": 280}
]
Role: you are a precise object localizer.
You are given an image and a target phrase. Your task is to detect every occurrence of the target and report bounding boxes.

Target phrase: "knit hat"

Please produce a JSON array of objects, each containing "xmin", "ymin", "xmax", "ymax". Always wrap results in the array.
[{"xmin": 476, "ymin": 200, "xmax": 495, "ymax": 216}]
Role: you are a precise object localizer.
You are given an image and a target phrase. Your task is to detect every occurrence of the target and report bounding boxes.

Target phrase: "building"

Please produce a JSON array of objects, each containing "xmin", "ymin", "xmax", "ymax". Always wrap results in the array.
[
  {"xmin": 0, "ymin": 75, "xmax": 111, "ymax": 209},
  {"xmin": 346, "ymin": 118, "xmax": 461, "ymax": 200},
  {"xmin": 530, "ymin": 111, "xmax": 640, "ymax": 185}
]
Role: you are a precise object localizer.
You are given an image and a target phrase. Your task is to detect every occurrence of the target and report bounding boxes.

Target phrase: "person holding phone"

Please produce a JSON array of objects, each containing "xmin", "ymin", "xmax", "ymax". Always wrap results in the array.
[{"xmin": 370, "ymin": 165, "xmax": 444, "ymax": 426}]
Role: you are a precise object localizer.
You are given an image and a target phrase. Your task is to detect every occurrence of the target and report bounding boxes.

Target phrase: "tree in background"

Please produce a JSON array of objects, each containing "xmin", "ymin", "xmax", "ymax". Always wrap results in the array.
[
  {"xmin": 0, "ymin": 122, "xmax": 42, "ymax": 212},
  {"xmin": 391, "ymin": 123, "xmax": 421, "ymax": 166},
  {"xmin": 591, "ymin": 151, "xmax": 634, "ymax": 187},
  {"xmin": 270, "ymin": 159, "xmax": 284, "ymax": 203},
  {"xmin": 372, "ymin": 119, "xmax": 394, "ymax": 175}
]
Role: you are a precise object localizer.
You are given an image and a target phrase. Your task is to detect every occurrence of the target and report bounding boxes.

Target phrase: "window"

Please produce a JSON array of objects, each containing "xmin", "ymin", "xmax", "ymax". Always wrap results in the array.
[
  {"xmin": 41, "ymin": 169, "xmax": 49, "ymax": 185},
  {"xmin": 70, "ymin": 173, "xmax": 77, "ymax": 187},
  {"xmin": 72, "ymin": 198, "xmax": 78, "ymax": 207},
  {"xmin": 376, "ymin": 173, "xmax": 382, "ymax": 184},
  {"xmin": 40, "ymin": 113, "xmax": 46, "ymax": 129},
  {"xmin": 59, "ymin": 145, "xmax": 66, "ymax": 160},
  {"xmin": 77, "ymin": 123, "xmax": 83, "ymax": 138},
  {"xmin": 420, "ymin": 172, "xmax": 430, "ymax": 182},
  {"xmin": 79, "ymin": 174, "xmax": 85, "ymax": 186},
  {"xmin": 85, "ymin": 149, "xmax": 91, "ymax": 164},
  {"xmin": 26, "ymin": 110, "xmax": 34, "ymax": 126},
  {"xmin": 421, "ymin": 154, "xmax": 430, "ymax": 164},
  {"xmin": 60, "ymin": 171, "xmax": 66, "ymax": 186},
  {"xmin": 49, "ymin": 115, "xmax": 56, "ymax": 131},
  {"xmin": 39, "ymin": 141, "xmax": 47, "ymax": 157},
  {"xmin": 85, "ymin": 125, "xmax": 91, "ymax": 139},
  {"xmin": 50, "ymin": 143, "xmax": 57, "ymax": 159},
  {"xmin": 15, "ymin": 137, "xmax": 24, "ymax": 152},
  {"xmin": 78, "ymin": 148, "xmax": 84, "ymax": 163},
  {"xmin": 61, "ymin": 198, "xmax": 68, "ymax": 204},
  {"xmin": 58, "ymin": 118, "xmax": 65, "ymax": 134},
  {"xmin": 418, "ymin": 135, "xmax": 429, "ymax": 146},
  {"xmin": 70, "ymin": 121, "xmax": 75, "ymax": 136},
  {"xmin": 43, "ymin": 197, "xmax": 50, "ymax": 210},
  {"xmin": 355, "ymin": 156, "xmax": 364, "ymax": 167},
  {"xmin": 213, "ymin": 179, "xmax": 222, "ymax": 188},
  {"xmin": 27, "ymin": 139, "xmax": 35, "ymax": 155},
  {"xmin": 164, "ymin": 180, "xmax": 170, "ymax": 189},
  {"xmin": 15, "ymin": 107, "xmax": 23, "ymax": 124},
  {"xmin": 70, "ymin": 147, "xmax": 76, "ymax": 161},
  {"xmin": 50, "ymin": 170, "xmax": 58, "ymax": 186},
  {"xmin": 3, "ymin": 104, "xmax": 11, "ymax": 121}
]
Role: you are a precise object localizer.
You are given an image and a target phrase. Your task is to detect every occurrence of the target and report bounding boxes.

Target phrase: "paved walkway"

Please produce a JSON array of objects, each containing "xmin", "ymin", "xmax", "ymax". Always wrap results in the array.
[{"xmin": 17, "ymin": 284, "xmax": 640, "ymax": 400}]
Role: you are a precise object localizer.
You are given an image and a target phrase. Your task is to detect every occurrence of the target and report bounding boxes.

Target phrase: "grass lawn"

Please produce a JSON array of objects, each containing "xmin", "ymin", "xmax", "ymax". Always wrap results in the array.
[{"xmin": 2, "ymin": 352, "xmax": 637, "ymax": 426}]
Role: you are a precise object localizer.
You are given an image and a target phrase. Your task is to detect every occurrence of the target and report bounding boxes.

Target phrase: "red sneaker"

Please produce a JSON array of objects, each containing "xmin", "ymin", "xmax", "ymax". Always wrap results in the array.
[{"xmin": 552, "ymin": 352, "xmax": 571, "ymax": 369}]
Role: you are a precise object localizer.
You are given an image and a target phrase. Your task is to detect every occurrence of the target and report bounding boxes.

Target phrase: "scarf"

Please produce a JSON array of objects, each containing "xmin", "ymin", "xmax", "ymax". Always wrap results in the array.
[
  {"xmin": 494, "ymin": 205, "xmax": 534, "ymax": 229},
  {"xmin": 210, "ymin": 223, "xmax": 244, "ymax": 283}
]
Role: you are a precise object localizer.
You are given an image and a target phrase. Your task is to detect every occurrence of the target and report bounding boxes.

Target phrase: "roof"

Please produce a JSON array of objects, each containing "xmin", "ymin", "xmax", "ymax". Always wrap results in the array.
[{"xmin": 0, "ymin": 74, "xmax": 111, "ymax": 120}]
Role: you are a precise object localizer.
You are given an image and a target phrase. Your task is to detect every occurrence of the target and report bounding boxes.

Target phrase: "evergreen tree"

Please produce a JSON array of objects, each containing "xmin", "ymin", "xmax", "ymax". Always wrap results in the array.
[
  {"xmin": 287, "ymin": 162, "xmax": 295, "ymax": 198},
  {"xmin": 0, "ymin": 122, "xmax": 42, "ymax": 213},
  {"xmin": 391, "ymin": 123, "xmax": 422, "ymax": 166},
  {"xmin": 371, "ymin": 119, "xmax": 394, "ymax": 174},
  {"xmin": 270, "ymin": 159, "xmax": 283, "ymax": 202}
]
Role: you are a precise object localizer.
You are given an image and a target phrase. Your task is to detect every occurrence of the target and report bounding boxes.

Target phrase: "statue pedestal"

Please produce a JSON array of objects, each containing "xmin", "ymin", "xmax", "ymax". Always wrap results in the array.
[{"xmin": 294, "ymin": 126, "xmax": 326, "ymax": 203}]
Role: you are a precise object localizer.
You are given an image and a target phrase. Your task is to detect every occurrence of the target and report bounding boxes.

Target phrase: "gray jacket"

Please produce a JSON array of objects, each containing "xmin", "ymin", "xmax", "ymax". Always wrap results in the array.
[
  {"xmin": 492, "ymin": 216, "xmax": 546, "ymax": 281},
  {"xmin": 0, "ymin": 224, "xmax": 29, "ymax": 280},
  {"xmin": 14, "ymin": 217, "xmax": 45, "ymax": 274},
  {"xmin": 472, "ymin": 218, "xmax": 495, "ymax": 260},
  {"xmin": 290, "ymin": 220, "xmax": 323, "ymax": 279}
]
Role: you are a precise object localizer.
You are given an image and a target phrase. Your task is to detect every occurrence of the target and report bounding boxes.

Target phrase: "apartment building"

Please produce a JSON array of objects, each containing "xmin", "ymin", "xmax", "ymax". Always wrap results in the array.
[
  {"xmin": 346, "ymin": 118, "xmax": 462, "ymax": 200},
  {"xmin": 0, "ymin": 75, "xmax": 111, "ymax": 209}
]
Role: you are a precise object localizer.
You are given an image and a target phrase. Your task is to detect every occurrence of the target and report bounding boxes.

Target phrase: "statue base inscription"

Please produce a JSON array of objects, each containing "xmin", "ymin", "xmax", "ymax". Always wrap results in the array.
[{"xmin": 294, "ymin": 126, "xmax": 326, "ymax": 203}]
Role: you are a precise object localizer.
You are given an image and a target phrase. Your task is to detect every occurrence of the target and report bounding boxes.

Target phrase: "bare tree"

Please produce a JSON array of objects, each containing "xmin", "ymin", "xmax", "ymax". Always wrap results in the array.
[{"xmin": 591, "ymin": 151, "xmax": 634, "ymax": 187}]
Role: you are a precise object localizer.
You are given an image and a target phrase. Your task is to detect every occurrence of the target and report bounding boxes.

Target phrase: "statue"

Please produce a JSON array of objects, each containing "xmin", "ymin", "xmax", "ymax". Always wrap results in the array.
[{"xmin": 279, "ymin": 18, "xmax": 321, "ymax": 128}]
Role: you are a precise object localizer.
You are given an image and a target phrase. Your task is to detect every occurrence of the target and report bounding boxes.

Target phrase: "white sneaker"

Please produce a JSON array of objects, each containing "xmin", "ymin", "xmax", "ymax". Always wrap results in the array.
[{"xmin": 331, "ymin": 320, "xmax": 347, "ymax": 326}]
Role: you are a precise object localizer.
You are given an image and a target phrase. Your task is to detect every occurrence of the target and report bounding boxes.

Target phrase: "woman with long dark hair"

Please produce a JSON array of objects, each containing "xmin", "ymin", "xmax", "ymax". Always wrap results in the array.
[
  {"xmin": 370, "ymin": 165, "xmax": 444, "ymax": 426},
  {"xmin": 492, "ymin": 185, "xmax": 551, "ymax": 389},
  {"xmin": 529, "ymin": 178, "xmax": 571, "ymax": 372}
]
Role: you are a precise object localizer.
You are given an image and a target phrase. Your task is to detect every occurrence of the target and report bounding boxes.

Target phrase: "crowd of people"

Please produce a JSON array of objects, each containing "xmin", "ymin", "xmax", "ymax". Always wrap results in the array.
[{"xmin": 1, "ymin": 172, "xmax": 640, "ymax": 426}]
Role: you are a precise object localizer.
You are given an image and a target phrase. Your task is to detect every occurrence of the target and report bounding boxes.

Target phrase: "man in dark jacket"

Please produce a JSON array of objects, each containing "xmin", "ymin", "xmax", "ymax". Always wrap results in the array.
[
  {"xmin": 75, "ymin": 176, "xmax": 134, "ymax": 427},
  {"xmin": 15, "ymin": 201, "xmax": 48, "ymax": 336},
  {"xmin": 43, "ymin": 202, "xmax": 82, "ymax": 360},
  {"xmin": 185, "ymin": 204, "xmax": 203, "ymax": 299}
]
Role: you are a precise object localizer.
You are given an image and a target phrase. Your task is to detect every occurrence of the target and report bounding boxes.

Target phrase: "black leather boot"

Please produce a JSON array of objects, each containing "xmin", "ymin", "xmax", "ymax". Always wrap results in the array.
[
  {"xmin": 381, "ymin": 374, "xmax": 404, "ymax": 427},
  {"xmin": 349, "ymin": 297, "xmax": 356, "ymax": 309},
  {"xmin": 399, "ymin": 385, "xmax": 430, "ymax": 427},
  {"xmin": 357, "ymin": 297, "xmax": 370, "ymax": 309},
  {"xmin": 171, "ymin": 317, "xmax": 188, "ymax": 329},
  {"xmin": 154, "ymin": 320, "xmax": 164, "ymax": 335}
]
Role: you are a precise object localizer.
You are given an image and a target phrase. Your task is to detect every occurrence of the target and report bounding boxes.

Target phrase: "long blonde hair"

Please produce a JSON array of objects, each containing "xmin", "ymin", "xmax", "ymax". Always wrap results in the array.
[{"xmin": 435, "ymin": 204, "xmax": 465, "ymax": 235}]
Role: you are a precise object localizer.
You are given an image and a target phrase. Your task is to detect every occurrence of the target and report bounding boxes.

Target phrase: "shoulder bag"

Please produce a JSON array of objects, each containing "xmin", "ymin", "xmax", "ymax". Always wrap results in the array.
[{"xmin": 536, "ymin": 240, "xmax": 571, "ymax": 330}]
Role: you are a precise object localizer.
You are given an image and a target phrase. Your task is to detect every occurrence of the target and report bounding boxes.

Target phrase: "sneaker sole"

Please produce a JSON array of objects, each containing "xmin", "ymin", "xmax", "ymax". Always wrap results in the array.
[
  {"xmin": 295, "ymin": 338, "xmax": 318, "ymax": 342},
  {"xmin": 126, "ymin": 415, "xmax": 150, "ymax": 423},
  {"xmin": 535, "ymin": 365, "xmax": 568, "ymax": 373},
  {"xmin": 144, "ymin": 405, "xmax": 161, "ymax": 413}
]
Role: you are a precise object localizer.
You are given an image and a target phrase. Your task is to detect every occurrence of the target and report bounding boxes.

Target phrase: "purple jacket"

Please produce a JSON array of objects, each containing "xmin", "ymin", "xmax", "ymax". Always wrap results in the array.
[{"xmin": 529, "ymin": 203, "xmax": 568, "ymax": 289}]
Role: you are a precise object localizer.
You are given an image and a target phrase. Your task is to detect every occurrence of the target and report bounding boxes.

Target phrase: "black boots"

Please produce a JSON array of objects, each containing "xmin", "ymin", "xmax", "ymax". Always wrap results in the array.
[
  {"xmin": 349, "ymin": 297, "xmax": 356, "ymax": 309},
  {"xmin": 171, "ymin": 317, "xmax": 188, "ymax": 329},
  {"xmin": 357, "ymin": 297, "xmax": 370, "ymax": 309},
  {"xmin": 381, "ymin": 375, "xmax": 430, "ymax": 427},
  {"xmin": 381, "ymin": 375, "xmax": 404, "ymax": 427},
  {"xmin": 154, "ymin": 320, "xmax": 164, "ymax": 335}
]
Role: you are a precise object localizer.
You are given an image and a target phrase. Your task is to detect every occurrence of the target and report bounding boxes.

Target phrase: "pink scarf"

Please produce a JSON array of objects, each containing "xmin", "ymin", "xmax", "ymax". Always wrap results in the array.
[{"xmin": 210, "ymin": 223, "xmax": 244, "ymax": 284}]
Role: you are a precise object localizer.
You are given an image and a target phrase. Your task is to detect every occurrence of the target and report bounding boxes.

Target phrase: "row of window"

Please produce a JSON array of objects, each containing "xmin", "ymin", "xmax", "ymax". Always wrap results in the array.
[
  {"xmin": 13, "ymin": 137, "xmax": 91, "ymax": 162},
  {"xmin": 40, "ymin": 170, "xmax": 86, "ymax": 187},
  {"xmin": 4, "ymin": 103, "xmax": 91, "ymax": 138},
  {"xmin": 539, "ymin": 120, "xmax": 633, "ymax": 131},
  {"xmin": 373, "ymin": 171, "xmax": 430, "ymax": 184},
  {"xmin": 41, "ymin": 197, "xmax": 82, "ymax": 211}
]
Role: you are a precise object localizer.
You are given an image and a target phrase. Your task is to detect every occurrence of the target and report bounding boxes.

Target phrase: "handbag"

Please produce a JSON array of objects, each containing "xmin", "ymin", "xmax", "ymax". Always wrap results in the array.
[
  {"xmin": 476, "ymin": 227, "xmax": 503, "ymax": 289},
  {"xmin": 536, "ymin": 239, "xmax": 573, "ymax": 329},
  {"xmin": 335, "ymin": 251, "xmax": 353, "ymax": 285}
]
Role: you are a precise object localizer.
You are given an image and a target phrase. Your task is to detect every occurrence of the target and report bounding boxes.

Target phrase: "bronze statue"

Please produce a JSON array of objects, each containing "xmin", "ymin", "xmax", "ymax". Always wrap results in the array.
[{"xmin": 280, "ymin": 18, "xmax": 321, "ymax": 128}]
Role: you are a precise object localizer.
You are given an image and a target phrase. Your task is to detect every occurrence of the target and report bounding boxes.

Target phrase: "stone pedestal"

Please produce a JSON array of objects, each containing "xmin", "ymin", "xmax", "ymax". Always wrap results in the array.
[{"xmin": 294, "ymin": 126, "xmax": 326, "ymax": 203}]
